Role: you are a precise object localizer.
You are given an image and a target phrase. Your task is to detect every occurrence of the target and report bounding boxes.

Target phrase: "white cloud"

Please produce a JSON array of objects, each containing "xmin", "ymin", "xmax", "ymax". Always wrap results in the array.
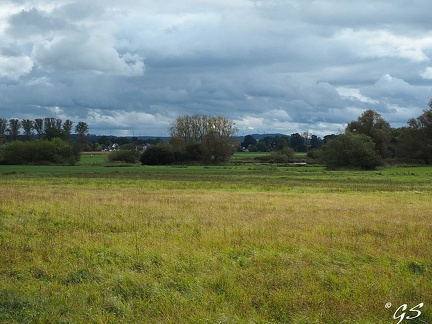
[
  {"xmin": 87, "ymin": 108, "xmax": 174, "ymax": 135},
  {"xmin": 337, "ymin": 87, "xmax": 379, "ymax": 104},
  {"xmin": 32, "ymin": 33, "xmax": 145, "ymax": 76},
  {"xmin": 0, "ymin": 55, "xmax": 33, "ymax": 79},
  {"xmin": 335, "ymin": 28, "xmax": 432, "ymax": 62},
  {"xmin": 420, "ymin": 67, "xmax": 432, "ymax": 80},
  {"xmin": 1, "ymin": 0, "xmax": 432, "ymax": 136}
]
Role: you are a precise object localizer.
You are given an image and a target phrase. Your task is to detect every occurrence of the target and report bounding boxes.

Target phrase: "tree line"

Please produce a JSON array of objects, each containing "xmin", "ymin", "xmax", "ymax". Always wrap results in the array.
[
  {"xmin": 240, "ymin": 133, "xmax": 325, "ymax": 153},
  {"xmin": 0, "ymin": 117, "xmax": 89, "ymax": 165},
  {"xmin": 319, "ymin": 100, "xmax": 432, "ymax": 169},
  {"xmin": 0, "ymin": 117, "xmax": 89, "ymax": 144},
  {"xmin": 2, "ymin": 99, "xmax": 432, "ymax": 168}
]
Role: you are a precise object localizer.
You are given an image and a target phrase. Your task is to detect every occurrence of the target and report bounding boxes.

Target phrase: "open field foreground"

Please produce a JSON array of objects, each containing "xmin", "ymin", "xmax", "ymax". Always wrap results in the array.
[{"xmin": 0, "ymin": 162, "xmax": 431, "ymax": 323}]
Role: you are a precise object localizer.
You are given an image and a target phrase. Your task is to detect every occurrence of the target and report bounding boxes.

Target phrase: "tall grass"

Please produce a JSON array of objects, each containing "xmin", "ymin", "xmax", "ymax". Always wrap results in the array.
[{"xmin": 0, "ymin": 165, "xmax": 431, "ymax": 323}]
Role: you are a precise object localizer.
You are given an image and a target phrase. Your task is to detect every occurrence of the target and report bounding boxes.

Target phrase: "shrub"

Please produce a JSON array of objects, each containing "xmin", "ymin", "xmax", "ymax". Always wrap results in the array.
[
  {"xmin": 254, "ymin": 147, "xmax": 294, "ymax": 164},
  {"xmin": 321, "ymin": 133, "xmax": 383, "ymax": 170},
  {"xmin": 139, "ymin": 144, "xmax": 176, "ymax": 165},
  {"xmin": 185, "ymin": 143, "xmax": 204, "ymax": 162},
  {"xmin": 107, "ymin": 150, "xmax": 138, "ymax": 164},
  {"xmin": 0, "ymin": 138, "xmax": 80, "ymax": 165},
  {"xmin": 307, "ymin": 148, "xmax": 321, "ymax": 159}
]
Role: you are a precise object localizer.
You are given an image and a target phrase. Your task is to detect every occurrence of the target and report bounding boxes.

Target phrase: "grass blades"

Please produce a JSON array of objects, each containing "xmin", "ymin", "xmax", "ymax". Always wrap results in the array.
[{"xmin": 0, "ymin": 162, "xmax": 431, "ymax": 323}]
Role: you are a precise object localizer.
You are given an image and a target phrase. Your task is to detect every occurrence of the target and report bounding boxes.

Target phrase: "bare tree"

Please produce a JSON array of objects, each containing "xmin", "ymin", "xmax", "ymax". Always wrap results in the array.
[{"xmin": 170, "ymin": 114, "xmax": 238, "ymax": 163}]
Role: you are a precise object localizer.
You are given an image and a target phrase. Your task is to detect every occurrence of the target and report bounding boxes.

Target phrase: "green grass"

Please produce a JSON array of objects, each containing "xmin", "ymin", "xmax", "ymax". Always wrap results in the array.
[{"xmin": 0, "ymin": 161, "xmax": 431, "ymax": 323}]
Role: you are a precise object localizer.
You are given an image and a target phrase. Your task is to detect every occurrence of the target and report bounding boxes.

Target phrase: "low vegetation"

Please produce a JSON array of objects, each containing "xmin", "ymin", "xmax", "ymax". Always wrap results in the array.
[
  {"xmin": 0, "ymin": 160, "xmax": 430, "ymax": 323},
  {"xmin": 321, "ymin": 132, "xmax": 383, "ymax": 170},
  {"xmin": 107, "ymin": 150, "xmax": 139, "ymax": 164},
  {"xmin": 0, "ymin": 138, "xmax": 80, "ymax": 165}
]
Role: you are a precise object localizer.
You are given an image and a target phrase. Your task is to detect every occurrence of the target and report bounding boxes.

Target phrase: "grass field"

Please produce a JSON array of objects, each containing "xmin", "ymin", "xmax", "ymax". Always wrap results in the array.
[{"xmin": 0, "ymin": 154, "xmax": 431, "ymax": 323}]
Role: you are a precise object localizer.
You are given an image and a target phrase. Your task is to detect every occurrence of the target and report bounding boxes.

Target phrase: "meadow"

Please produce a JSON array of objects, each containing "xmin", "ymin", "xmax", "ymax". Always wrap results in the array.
[{"xmin": 0, "ymin": 153, "xmax": 431, "ymax": 323}]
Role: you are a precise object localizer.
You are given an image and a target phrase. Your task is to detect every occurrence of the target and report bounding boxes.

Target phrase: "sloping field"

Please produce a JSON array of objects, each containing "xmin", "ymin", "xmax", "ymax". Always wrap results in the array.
[{"xmin": 0, "ymin": 164, "xmax": 431, "ymax": 323}]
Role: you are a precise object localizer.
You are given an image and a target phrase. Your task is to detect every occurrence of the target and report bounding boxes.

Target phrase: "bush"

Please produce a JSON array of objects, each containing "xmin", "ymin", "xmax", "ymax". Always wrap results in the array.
[
  {"xmin": 185, "ymin": 143, "xmax": 204, "ymax": 162},
  {"xmin": 307, "ymin": 148, "xmax": 321, "ymax": 159},
  {"xmin": 0, "ymin": 139, "xmax": 80, "ymax": 165},
  {"xmin": 139, "ymin": 144, "xmax": 176, "ymax": 165},
  {"xmin": 254, "ymin": 147, "xmax": 294, "ymax": 164},
  {"xmin": 107, "ymin": 150, "xmax": 138, "ymax": 164},
  {"xmin": 321, "ymin": 133, "xmax": 383, "ymax": 170}
]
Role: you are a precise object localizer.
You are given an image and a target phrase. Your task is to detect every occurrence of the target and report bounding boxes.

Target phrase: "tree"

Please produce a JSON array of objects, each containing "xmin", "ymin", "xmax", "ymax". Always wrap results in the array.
[
  {"xmin": 289, "ymin": 133, "xmax": 307, "ymax": 152},
  {"xmin": 22, "ymin": 119, "xmax": 34, "ymax": 141},
  {"xmin": 63, "ymin": 120, "xmax": 74, "ymax": 142},
  {"xmin": 44, "ymin": 117, "xmax": 56, "ymax": 132},
  {"xmin": 34, "ymin": 118, "xmax": 44, "ymax": 139},
  {"xmin": 201, "ymin": 129, "xmax": 236, "ymax": 164},
  {"xmin": 323, "ymin": 134, "xmax": 337, "ymax": 144},
  {"xmin": 277, "ymin": 137, "xmax": 288, "ymax": 150},
  {"xmin": 169, "ymin": 114, "xmax": 238, "ymax": 164},
  {"xmin": 140, "ymin": 143, "xmax": 176, "ymax": 165},
  {"xmin": 0, "ymin": 118, "xmax": 7, "ymax": 144},
  {"xmin": 45, "ymin": 127, "xmax": 65, "ymax": 140},
  {"xmin": 309, "ymin": 135, "xmax": 323, "ymax": 150},
  {"xmin": 170, "ymin": 114, "xmax": 207, "ymax": 143},
  {"xmin": 346, "ymin": 110, "xmax": 392, "ymax": 158},
  {"xmin": 241, "ymin": 135, "xmax": 257, "ymax": 150},
  {"xmin": 54, "ymin": 118, "xmax": 62, "ymax": 131},
  {"xmin": 8, "ymin": 119, "xmax": 21, "ymax": 141},
  {"xmin": 396, "ymin": 104, "xmax": 432, "ymax": 163},
  {"xmin": 321, "ymin": 132, "xmax": 383, "ymax": 170},
  {"xmin": 256, "ymin": 139, "xmax": 269, "ymax": 152},
  {"xmin": 75, "ymin": 121, "xmax": 89, "ymax": 150}
]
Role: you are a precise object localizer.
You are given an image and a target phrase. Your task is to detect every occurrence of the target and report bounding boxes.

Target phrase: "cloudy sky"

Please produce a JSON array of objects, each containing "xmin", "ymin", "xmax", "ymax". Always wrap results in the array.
[{"xmin": 1, "ymin": 0, "xmax": 432, "ymax": 137}]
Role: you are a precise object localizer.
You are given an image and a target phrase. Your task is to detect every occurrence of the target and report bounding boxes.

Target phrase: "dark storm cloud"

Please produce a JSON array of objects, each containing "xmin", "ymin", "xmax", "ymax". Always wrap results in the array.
[{"xmin": 0, "ymin": 0, "xmax": 431, "ymax": 136}]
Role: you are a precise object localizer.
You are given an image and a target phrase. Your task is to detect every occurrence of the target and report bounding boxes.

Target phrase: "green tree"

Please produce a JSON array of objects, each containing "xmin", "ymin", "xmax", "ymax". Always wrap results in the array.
[
  {"xmin": 256, "ymin": 139, "xmax": 269, "ymax": 152},
  {"xmin": 45, "ymin": 127, "xmax": 65, "ymax": 140},
  {"xmin": 321, "ymin": 132, "xmax": 383, "ymax": 170},
  {"xmin": 396, "ymin": 103, "xmax": 432, "ymax": 163},
  {"xmin": 241, "ymin": 135, "xmax": 257, "ymax": 150},
  {"xmin": 277, "ymin": 137, "xmax": 288, "ymax": 150},
  {"xmin": 346, "ymin": 110, "xmax": 392, "ymax": 158},
  {"xmin": 289, "ymin": 133, "xmax": 307, "ymax": 152},
  {"xmin": 310, "ymin": 135, "xmax": 323, "ymax": 150},
  {"xmin": 140, "ymin": 143, "xmax": 176, "ymax": 165}
]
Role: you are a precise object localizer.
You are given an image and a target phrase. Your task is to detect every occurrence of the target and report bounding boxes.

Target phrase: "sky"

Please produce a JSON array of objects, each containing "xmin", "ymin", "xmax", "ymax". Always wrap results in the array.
[{"xmin": 1, "ymin": 0, "xmax": 432, "ymax": 137}]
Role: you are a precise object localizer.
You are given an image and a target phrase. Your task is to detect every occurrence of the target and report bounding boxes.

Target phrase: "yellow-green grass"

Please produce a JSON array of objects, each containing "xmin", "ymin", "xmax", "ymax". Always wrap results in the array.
[{"xmin": 0, "ymin": 166, "xmax": 431, "ymax": 323}]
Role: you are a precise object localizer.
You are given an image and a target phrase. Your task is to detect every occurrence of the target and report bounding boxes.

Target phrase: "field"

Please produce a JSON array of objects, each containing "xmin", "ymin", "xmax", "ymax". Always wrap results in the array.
[{"xmin": 0, "ymin": 153, "xmax": 431, "ymax": 323}]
